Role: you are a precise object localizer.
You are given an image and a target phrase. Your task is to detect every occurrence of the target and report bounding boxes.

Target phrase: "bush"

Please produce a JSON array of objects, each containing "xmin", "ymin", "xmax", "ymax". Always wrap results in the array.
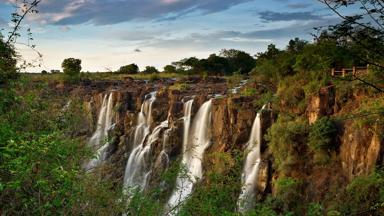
[
  {"xmin": 334, "ymin": 171, "xmax": 384, "ymax": 215},
  {"xmin": 0, "ymin": 82, "xmax": 123, "ymax": 215},
  {"xmin": 308, "ymin": 117, "xmax": 338, "ymax": 163},
  {"xmin": 266, "ymin": 116, "xmax": 309, "ymax": 173},
  {"xmin": 142, "ymin": 66, "xmax": 159, "ymax": 74},
  {"xmin": 163, "ymin": 65, "xmax": 177, "ymax": 73},
  {"xmin": 241, "ymin": 87, "xmax": 257, "ymax": 97},
  {"xmin": 0, "ymin": 39, "xmax": 18, "ymax": 84},
  {"xmin": 277, "ymin": 74, "xmax": 307, "ymax": 112},
  {"xmin": 62, "ymin": 58, "xmax": 82, "ymax": 75},
  {"xmin": 62, "ymin": 58, "xmax": 81, "ymax": 82},
  {"xmin": 118, "ymin": 64, "xmax": 139, "ymax": 74}
]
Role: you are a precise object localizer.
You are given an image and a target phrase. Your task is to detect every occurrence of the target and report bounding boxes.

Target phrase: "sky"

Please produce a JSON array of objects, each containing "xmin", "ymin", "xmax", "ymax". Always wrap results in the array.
[{"xmin": 0, "ymin": 0, "xmax": 343, "ymax": 72}]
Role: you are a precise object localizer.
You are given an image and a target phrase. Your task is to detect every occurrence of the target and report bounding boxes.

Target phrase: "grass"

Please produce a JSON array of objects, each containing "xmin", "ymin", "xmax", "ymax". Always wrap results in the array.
[{"xmin": 24, "ymin": 72, "xmax": 187, "ymax": 82}]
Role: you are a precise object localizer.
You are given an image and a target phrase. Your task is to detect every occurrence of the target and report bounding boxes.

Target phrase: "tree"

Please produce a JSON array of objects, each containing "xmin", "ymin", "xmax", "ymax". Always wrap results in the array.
[
  {"xmin": 220, "ymin": 49, "xmax": 255, "ymax": 74},
  {"xmin": 118, "ymin": 64, "xmax": 139, "ymax": 74},
  {"xmin": 163, "ymin": 65, "xmax": 177, "ymax": 73},
  {"xmin": 142, "ymin": 66, "xmax": 159, "ymax": 74},
  {"xmin": 317, "ymin": 0, "xmax": 384, "ymax": 92},
  {"xmin": 0, "ymin": 0, "xmax": 41, "ymax": 85},
  {"xmin": 62, "ymin": 58, "xmax": 82, "ymax": 76},
  {"xmin": 0, "ymin": 38, "xmax": 18, "ymax": 84},
  {"xmin": 203, "ymin": 54, "xmax": 230, "ymax": 75},
  {"xmin": 41, "ymin": 70, "xmax": 48, "ymax": 74},
  {"xmin": 287, "ymin": 38, "xmax": 308, "ymax": 54}
]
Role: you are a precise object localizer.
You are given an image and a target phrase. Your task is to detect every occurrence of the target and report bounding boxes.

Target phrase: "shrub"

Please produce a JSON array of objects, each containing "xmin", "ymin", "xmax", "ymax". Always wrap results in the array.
[
  {"xmin": 241, "ymin": 87, "xmax": 257, "ymax": 97},
  {"xmin": 163, "ymin": 65, "xmax": 177, "ymax": 73},
  {"xmin": 142, "ymin": 66, "xmax": 159, "ymax": 74},
  {"xmin": 266, "ymin": 116, "xmax": 309, "ymax": 173},
  {"xmin": 334, "ymin": 171, "xmax": 384, "ymax": 215},
  {"xmin": 308, "ymin": 117, "xmax": 338, "ymax": 163},
  {"xmin": 277, "ymin": 74, "xmax": 307, "ymax": 112},
  {"xmin": 118, "ymin": 64, "xmax": 139, "ymax": 74},
  {"xmin": 169, "ymin": 83, "xmax": 190, "ymax": 91},
  {"xmin": 62, "ymin": 58, "xmax": 81, "ymax": 81},
  {"xmin": 62, "ymin": 58, "xmax": 82, "ymax": 75},
  {"xmin": 0, "ymin": 39, "xmax": 18, "ymax": 84},
  {"xmin": 271, "ymin": 177, "xmax": 305, "ymax": 214}
]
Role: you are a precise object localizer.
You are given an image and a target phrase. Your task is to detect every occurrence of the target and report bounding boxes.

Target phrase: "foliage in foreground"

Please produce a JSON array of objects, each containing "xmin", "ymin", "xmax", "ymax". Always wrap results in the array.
[{"xmin": 0, "ymin": 80, "xmax": 123, "ymax": 215}]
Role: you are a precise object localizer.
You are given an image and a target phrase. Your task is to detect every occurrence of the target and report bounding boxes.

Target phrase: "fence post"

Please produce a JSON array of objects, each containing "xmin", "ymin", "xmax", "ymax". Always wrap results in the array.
[
  {"xmin": 342, "ymin": 68, "xmax": 346, "ymax": 77},
  {"xmin": 353, "ymin": 66, "xmax": 356, "ymax": 76},
  {"xmin": 331, "ymin": 68, "xmax": 335, "ymax": 76}
]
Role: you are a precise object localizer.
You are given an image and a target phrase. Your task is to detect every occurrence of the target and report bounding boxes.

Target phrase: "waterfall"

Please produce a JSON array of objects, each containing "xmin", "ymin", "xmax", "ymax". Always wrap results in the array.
[
  {"xmin": 182, "ymin": 99, "xmax": 194, "ymax": 153},
  {"xmin": 85, "ymin": 92, "xmax": 115, "ymax": 171},
  {"xmin": 237, "ymin": 105, "xmax": 266, "ymax": 213},
  {"xmin": 231, "ymin": 79, "xmax": 249, "ymax": 94},
  {"xmin": 166, "ymin": 99, "xmax": 212, "ymax": 215},
  {"xmin": 123, "ymin": 91, "xmax": 168, "ymax": 191}
]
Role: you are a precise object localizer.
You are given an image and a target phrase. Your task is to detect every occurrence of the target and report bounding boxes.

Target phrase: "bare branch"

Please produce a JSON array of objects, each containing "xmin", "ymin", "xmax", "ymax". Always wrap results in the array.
[{"xmin": 6, "ymin": 0, "xmax": 41, "ymax": 45}]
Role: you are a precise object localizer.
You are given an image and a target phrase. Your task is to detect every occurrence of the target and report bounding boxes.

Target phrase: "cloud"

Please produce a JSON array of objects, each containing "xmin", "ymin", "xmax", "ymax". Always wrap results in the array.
[
  {"xmin": 0, "ymin": 17, "xmax": 6, "ymax": 27},
  {"xmin": 24, "ymin": 0, "xmax": 253, "ymax": 25},
  {"xmin": 59, "ymin": 26, "xmax": 71, "ymax": 32},
  {"xmin": 259, "ymin": 11, "xmax": 323, "ymax": 22},
  {"xmin": 287, "ymin": 3, "xmax": 311, "ymax": 9}
]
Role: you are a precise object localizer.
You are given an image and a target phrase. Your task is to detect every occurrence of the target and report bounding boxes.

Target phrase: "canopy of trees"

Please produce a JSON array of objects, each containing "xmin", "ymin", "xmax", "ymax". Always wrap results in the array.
[
  {"xmin": 62, "ymin": 58, "xmax": 82, "ymax": 76},
  {"xmin": 163, "ymin": 65, "xmax": 177, "ymax": 73},
  {"xmin": 118, "ymin": 64, "xmax": 139, "ymax": 74},
  {"xmin": 171, "ymin": 49, "xmax": 255, "ymax": 76},
  {"xmin": 0, "ymin": 38, "xmax": 17, "ymax": 84},
  {"xmin": 142, "ymin": 66, "xmax": 159, "ymax": 74}
]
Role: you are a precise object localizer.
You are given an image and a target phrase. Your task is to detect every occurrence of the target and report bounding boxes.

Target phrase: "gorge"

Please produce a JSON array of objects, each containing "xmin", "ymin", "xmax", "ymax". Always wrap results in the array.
[{"xmin": 66, "ymin": 75, "xmax": 383, "ymax": 215}]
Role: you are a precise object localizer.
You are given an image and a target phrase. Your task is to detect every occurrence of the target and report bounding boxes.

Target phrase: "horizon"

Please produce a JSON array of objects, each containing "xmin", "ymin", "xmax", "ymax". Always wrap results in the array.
[{"xmin": 0, "ymin": 0, "xmax": 353, "ymax": 72}]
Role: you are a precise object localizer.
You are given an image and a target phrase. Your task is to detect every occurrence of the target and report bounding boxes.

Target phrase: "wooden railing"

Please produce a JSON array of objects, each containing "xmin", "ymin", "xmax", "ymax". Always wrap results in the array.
[{"xmin": 331, "ymin": 66, "xmax": 368, "ymax": 77}]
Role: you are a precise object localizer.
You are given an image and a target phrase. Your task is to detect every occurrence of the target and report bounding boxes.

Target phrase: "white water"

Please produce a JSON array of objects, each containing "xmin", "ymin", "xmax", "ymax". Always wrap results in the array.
[
  {"xmin": 231, "ymin": 79, "xmax": 249, "ymax": 94},
  {"xmin": 123, "ymin": 91, "xmax": 167, "ymax": 191},
  {"xmin": 85, "ymin": 92, "xmax": 115, "ymax": 171},
  {"xmin": 155, "ymin": 128, "xmax": 172, "ymax": 169},
  {"xmin": 237, "ymin": 105, "xmax": 266, "ymax": 213},
  {"xmin": 166, "ymin": 99, "xmax": 212, "ymax": 215}
]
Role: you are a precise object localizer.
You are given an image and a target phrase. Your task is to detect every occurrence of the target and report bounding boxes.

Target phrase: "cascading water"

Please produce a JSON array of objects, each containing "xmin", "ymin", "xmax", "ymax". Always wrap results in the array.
[
  {"xmin": 166, "ymin": 99, "xmax": 212, "ymax": 215},
  {"xmin": 237, "ymin": 105, "xmax": 266, "ymax": 213},
  {"xmin": 231, "ymin": 79, "xmax": 249, "ymax": 94},
  {"xmin": 85, "ymin": 92, "xmax": 115, "ymax": 171},
  {"xmin": 123, "ymin": 91, "xmax": 167, "ymax": 191}
]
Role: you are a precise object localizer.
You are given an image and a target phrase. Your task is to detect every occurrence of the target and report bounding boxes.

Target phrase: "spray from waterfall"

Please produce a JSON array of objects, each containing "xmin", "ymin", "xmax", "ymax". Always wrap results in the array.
[
  {"xmin": 237, "ymin": 105, "xmax": 266, "ymax": 213},
  {"xmin": 166, "ymin": 99, "xmax": 212, "ymax": 215},
  {"xmin": 85, "ymin": 92, "xmax": 115, "ymax": 171}
]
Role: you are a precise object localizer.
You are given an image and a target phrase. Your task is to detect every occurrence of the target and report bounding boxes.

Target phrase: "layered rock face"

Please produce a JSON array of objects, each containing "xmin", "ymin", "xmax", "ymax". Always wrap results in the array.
[
  {"xmin": 340, "ymin": 123, "xmax": 383, "ymax": 181},
  {"xmin": 62, "ymin": 77, "xmax": 383, "ymax": 209}
]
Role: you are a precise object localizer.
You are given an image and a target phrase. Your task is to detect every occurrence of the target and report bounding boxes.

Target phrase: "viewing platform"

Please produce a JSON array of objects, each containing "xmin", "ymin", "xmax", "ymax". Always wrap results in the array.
[{"xmin": 331, "ymin": 66, "xmax": 368, "ymax": 77}]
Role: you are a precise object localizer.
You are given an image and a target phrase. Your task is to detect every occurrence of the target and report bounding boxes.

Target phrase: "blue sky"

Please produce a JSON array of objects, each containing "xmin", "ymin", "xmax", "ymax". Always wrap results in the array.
[{"xmin": 0, "ymin": 0, "xmax": 342, "ymax": 72}]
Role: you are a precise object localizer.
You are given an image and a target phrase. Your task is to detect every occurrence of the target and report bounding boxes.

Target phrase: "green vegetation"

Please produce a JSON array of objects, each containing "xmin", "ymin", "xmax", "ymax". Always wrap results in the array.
[
  {"xmin": 143, "ymin": 66, "xmax": 159, "ymax": 74},
  {"xmin": 308, "ymin": 117, "xmax": 338, "ymax": 164},
  {"xmin": 169, "ymin": 83, "xmax": 190, "ymax": 91},
  {"xmin": 117, "ymin": 63, "xmax": 139, "ymax": 74},
  {"xmin": 0, "ymin": 36, "xmax": 17, "ymax": 84},
  {"xmin": 171, "ymin": 49, "xmax": 255, "ymax": 76},
  {"xmin": 164, "ymin": 65, "xmax": 177, "ymax": 73},
  {"xmin": 266, "ymin": 116, "xmax": 309, "ymax": 173},
  {"xmin": 0, "ymin": 80, "xmax": 123, "ymax": 215},
  {"xmin": 0, "ymin": 0, "xmax": 383, "ymax": 215},
  {"xmin": 178, "ymin": 151, "xmax": 242, "ymax": 215},
  {"xmin": 62, "ymin": 58, "xmax": 82, "ymax": 81}
]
